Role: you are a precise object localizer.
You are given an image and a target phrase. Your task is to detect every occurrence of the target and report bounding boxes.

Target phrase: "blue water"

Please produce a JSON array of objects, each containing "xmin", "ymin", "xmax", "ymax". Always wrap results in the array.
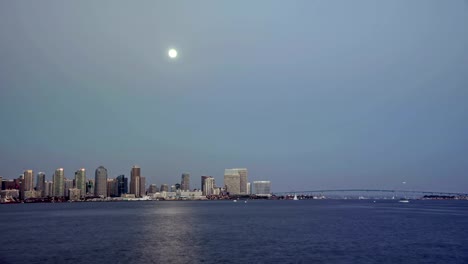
[{"xmin": 1, "ymin": 200, "xmax": 467, "ymax": 264}]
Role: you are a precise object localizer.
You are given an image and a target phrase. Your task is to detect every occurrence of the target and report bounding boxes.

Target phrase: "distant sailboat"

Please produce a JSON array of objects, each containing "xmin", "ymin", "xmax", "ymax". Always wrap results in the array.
[{"xmin": 293, "ymin": 194, "xmax": 298, "ymax": 200}]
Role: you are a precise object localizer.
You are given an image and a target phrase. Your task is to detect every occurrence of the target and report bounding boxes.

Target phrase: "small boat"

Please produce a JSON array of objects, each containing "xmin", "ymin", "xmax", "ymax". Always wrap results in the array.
[
  {"xmin": 233, "ymin": 199, "xmax": 237, "ymax": 203},
  {"xmin": 293, "ymin": 194, "xmax": 298, "ymax": 201},
  {"xmin": 399, "ymin": 198, "xmax": 410, "ymax": 203}
]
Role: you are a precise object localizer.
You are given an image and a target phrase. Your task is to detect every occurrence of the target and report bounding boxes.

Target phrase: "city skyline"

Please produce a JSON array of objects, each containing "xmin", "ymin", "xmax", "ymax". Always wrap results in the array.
[{"xmin": 1, "ymin": 1, "xmax": 468, "ymax": 193}]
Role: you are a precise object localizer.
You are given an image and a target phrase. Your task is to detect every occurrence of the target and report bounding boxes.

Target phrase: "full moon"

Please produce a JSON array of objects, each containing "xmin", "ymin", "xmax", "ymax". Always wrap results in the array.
[{"xmin": 168, "ymin": 49, "xmax": 178, "ymax": 58}]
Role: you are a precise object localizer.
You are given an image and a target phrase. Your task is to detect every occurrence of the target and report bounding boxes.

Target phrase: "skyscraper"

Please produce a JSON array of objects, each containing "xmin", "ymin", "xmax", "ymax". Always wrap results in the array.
[
  {"xmin": 224, "ymin": 168, "xmax": 248, "ymax": 195},
  {"xmin": 160, "ymin": 184, "xmax": 169, "ymax": 192},
  {"xmin": 140, "ymin": 176, "xmax": 146, "ymax": 197},
  {"xmin": 64, "ymin": 179, "xmax": 74, "ymax": 197},
  {"xmin": 181, "ymin": 173, "xmax": 190, "ymax": 191},
  {"xmin": 116, "ymin": 175, "xmax": 128, "ymax": 197},
  {"xmin": 35, "ymin": 172, "xmax": 45, "ymax": 197},
  {"xmin": 75, "ymin": 168, "xmax": 86, "ymax": 198},
  {"xmin": 23, "ymin": 170, "xmax": 34, "ymax": 192},
  {"xmin": 130, "ymin": 166, "xmax": 141, "ymax": 197},
  {"xmin": 253, "ymin": 181, "xmax": 271, "ymax": 197},
  {"xmin": 94, "ymin": 166, "xmax": 108, "ymax": 197},
  {"xmin": 53, "ymin": 168, "xmax": 64, "ymax": 197},
  {"xmin": 107, "ymin": 178, "xmax": 116, "ymax": 197},
  {"xmin": 201, "ymin": 176, "xmax": 215, "ymax": 196}
]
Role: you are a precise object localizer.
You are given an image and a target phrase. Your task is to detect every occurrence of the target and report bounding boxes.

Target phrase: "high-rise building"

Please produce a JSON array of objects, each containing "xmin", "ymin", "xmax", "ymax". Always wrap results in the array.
[
  {"xmin": 64, "ymin": 179, "xmax": 74, "ymax": 197},
  {"xmin": 86, "ymin": 179, "xmax": 94, "ymax": 196},
  {"xmin": 75, "ymin": 168, "xmax": 86, "ymax": 198},
  {"xmin": 148, "ymin": 184, "xmax": 158, "ymax": 194},
  {"xmin": 107, "ymin": 178, "xmax": 117, "ymax": 197},
  {"xmin": 44, "ymin": 181, "xmax": 53, "ymax": 197},
  {"xmin": 115, "ymin": 175, "xmax": 128, "ymax": 197},
  {"xmin": 247, "ymin": 182, "xmax": 251, "ymax": 195},
  {"xmin": 253, "ymin": 181, "xmax": 271, "ymax": 197},
  {"xmin": 181, "ymin": 173, "xmax": 190, "ymax": 191},
  {"xmin": 53, "ymin": 168, "xmax": 64, "ymax": 197},
  {"xmin": 130, "ymin": 166, "xmax": 141, "ymax": 197},
  {"xmin": 35, "ymin": 172, "xmax": 46, "ymax": 197},
  {"xmin": 95, "ymin": 166, "xmax": 108, "ymax": 197},
  {"xmin": 140, "ymin": 176, "xmax": 146, "ymax": 196},
  {"xmin": 224, "ymin": 168, "xmax": 248, "ymax": 195},
  {"xmin": 160, "ymin": 184, "xmax": 169, "ymax": 192},
  {"xmin": 201, "ymin": 176, "xmax": 215, "ymax": 196},
  {"xmin": 23, "ymin": 170, "xmax": 34, "ymax": 192}
]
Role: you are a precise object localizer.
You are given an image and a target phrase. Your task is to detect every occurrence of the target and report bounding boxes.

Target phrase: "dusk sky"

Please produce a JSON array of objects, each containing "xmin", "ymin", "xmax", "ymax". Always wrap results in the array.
[{"xmin": 1, "ymin": 1, "xmax": 467, "ymax": 192}]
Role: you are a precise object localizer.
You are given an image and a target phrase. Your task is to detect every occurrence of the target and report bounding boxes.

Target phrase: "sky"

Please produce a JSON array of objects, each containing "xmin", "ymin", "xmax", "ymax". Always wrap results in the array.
[{"xmin": 1, "ymin": 0, "xmax": 467, "ymax": 193}]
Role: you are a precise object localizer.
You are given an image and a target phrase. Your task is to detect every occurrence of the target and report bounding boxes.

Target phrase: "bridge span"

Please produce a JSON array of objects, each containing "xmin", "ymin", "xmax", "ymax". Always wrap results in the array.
[{"xmin": 273, "ymin": 189, "xmax": 468, "ymax": 197}]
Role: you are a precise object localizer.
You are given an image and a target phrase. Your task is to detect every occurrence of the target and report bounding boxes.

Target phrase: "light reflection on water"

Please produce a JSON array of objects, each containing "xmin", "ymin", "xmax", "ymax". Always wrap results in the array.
[{"xmin": 1, "ymin": 200, "xmax": 468, "ymax": 264}]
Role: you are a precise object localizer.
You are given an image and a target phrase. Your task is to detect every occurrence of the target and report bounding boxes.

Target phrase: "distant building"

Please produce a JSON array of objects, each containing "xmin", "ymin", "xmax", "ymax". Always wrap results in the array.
[
  {"xmin": 105, "ymin": 178, "xmax": 114, "ymax": 197},
  {"xmin": 64, "ymin": 179, "xmax": 74, "ymax": 197},
  {"xmin": 181, "ymin": 173, "xmax": 190, "ymax": 191},
  {"xmin": 53, "ymin": 168, "xmax": 64, "ymax": 197},
  {"xmin": 115, "ymin": 175, "xmax": 128, "ymax": 197},
  {"xmin": 44, "ymin": 181, "xmax": 53, "ymax": 197},
  {"xmin": 74, "ymin": 168, "xmax": 86, "ymax": 198},
  {"xmin": 247, "ymin": 182, "xmax": 251, "ymax": 195},
  {"xmin": 35, "ymin": 172, "xmax": 46, "ymax": 197},
  {"xmin": 148, "ymin": 184, "xmax": 158, "ymax": 194},
  {"xmin": 130, "ymin": 166, "xmax": 141, "ymax": 197},
  {"xmin": 95, "ymin": 166, "xmax": 108, "ymax": 197},
  {"xmin": 253, "ymin": 181, "xmax": 271, "ymax": 197},
  {"xmin": 201, "ymin": 176, "xmax": 215, "ymax": 196},
  {"xmin": 160, "ymin": 184, "xmax": 169, "ymax": 192},
  {"xmin": 23, "ymin": 170, "xmax": 34, "ymax": 192},
  {"xmin": 86, "ymin": 179, "xmax": 94, "ymax": 196},
  {"xmin": 68, "ymin": 188, "xmax": 81, "ymax": 201},
  {"xmin": 140, "ymin": 176, "xmax": 146, "ymax": 196}
]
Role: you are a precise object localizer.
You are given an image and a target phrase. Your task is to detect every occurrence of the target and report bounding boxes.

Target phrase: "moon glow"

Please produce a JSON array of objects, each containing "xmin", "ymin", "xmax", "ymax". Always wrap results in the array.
[{"xmin": 168, "ymin": 49, "xmax": 178, "ymax": 58}]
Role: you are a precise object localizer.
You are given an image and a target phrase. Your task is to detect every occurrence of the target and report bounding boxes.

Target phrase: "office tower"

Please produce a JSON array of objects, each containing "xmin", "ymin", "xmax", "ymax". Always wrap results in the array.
[
  {"xmin": 95, "ymin": 166, "xmax": 108, "ymax": 197},
  {"xmin": 247, "ymin": 182, "xmax": 251, "ymax": 195},
  {"xmin": 224, "ymin": 169, "xmax": 240, "ymax": 195},
  {"xmin": 160, "ymin": 184, "xmax": 169, "ymax": 192},
  {"xmin": 86, "ymin": 179, "xmax": 94, "ymax": 196},
  {"xmin": 148, "ymin": 184, "xmax": 158, "ymax": 194},
  {"xmin": 64, "ymin": 179, "xmax": 74, "ymax": 197},
  {"xmin": 253, "ymin": 181, "xmax": 271, "ymax": 196},
  {"xmin": 107, "ymin": 178, "xmax": 116, "ymax": 197},
  {"xmin": 23, "ymin": 170, "xmax": 34, "ymax": 192},
  {"xmin": 181, "ymin": 173, "xmax": 190, "ymax": 191},
  {"xmin": 130, "ymin": 166, "xmax": 141, "ymax": 197},
  {"xmin": 236, "ymin": 168, "xmax": 248, "ymax": 194},
  {"xmin": 201, "ymin": 176, "xmax": 215, "ymax": 196},
  {"xmin": 53, "ymin": 168, "xmax": 64, "ymax": 197},
  {"xmin": 74, "ymin": 168, "xmax": 86, "ymax": 198},
  {"xmin": 116, "ymin": 175, "xmax": 128, "ymax": 197},
  {"xmin": 140, "ymin": 176, "xmax": 146, "ymax": 196},
  {"xmin": 44, "ymin": 181, "xmax": 53, "ymax": 197},
  {"xmin": 35, "ymin": 172, "xmax": 45, "ymax": 197}
]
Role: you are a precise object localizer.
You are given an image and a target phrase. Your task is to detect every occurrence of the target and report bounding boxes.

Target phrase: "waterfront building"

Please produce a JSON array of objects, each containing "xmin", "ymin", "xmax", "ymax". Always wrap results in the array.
[
  {"xmin": 23, "ymin": 170, "xmax": 34, "ymax": 192},
  {"xmin": 64, "ymin": 179, "xmax": 74, "ymax": 197},
  {"xmin": 247, "ymin": 182, "xmax": 251, "ymax": 195},
  {"xmin": 224, "ymin": 168, "xmax": 248, "ymax": 195},
  {"xmin": 74, "ymin": 168, "xmax": 86, "ymax": 198},
  {"xmin": 160, "ymin": 184, "xmax": 169, "ymax": 192},
  {"xmin": 86, "ymin": 179, "xmax": 94, "ymax": 196},
  {"xmin": 44, "ymin": 181, "xmax": 53, "ymax": 197},
  {"xmin": 148, "ymin": 184, "xmax": 158, "ymax": 194},
  {"xmin": 68, "ymin": 188, "xmax": 81, "ymax": 201},
  {"xmin": 181, "ymin": 173, "xmax": 190, "ymax": 191},
  {"xmin": 107, "ymin": 178, "xmax": 117, "ymax": 197},
  {"xmin": 53, "ymin": 168, "xmax": 64, "ymax": 197},
  {"xmin": 35, "ymin": 172, "xmax": 46, "ymax": 197},
  {"xmin": 140, "ymin": 176, "xmax": 146, "ymax": 196},
  {"xmin": 130, "ymin": 166, "xmax": 141, "ymax": 197},
  {"xmin": 253, "ymin": 181, "xmax": 271, "ymax": 197},
  {"xmin": 0, "ymin": 189, "xmax": 19, "ymax": 199},
  {"xmin": 201, "ymin": 176, "xmax": 215, "ymax": 196},
  {"xmin": 95, "ymin": 166, "xmax": 108, "ymax": 197},
  {"xmin": 115, "ymin": 175, "xmax": 128, "ymax": 197}
]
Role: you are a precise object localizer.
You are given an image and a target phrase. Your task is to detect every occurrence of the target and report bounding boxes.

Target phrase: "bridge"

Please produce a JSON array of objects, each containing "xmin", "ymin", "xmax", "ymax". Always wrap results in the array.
[{"xmin": 273, "ymin": 189, "xmax": 468, "ymax": 197}]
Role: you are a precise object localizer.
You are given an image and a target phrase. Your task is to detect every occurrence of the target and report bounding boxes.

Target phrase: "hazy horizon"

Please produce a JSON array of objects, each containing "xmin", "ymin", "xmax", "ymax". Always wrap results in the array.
[{"xmin": 1, "ymin": 1, "xmax": 468, "ymax": 192}]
